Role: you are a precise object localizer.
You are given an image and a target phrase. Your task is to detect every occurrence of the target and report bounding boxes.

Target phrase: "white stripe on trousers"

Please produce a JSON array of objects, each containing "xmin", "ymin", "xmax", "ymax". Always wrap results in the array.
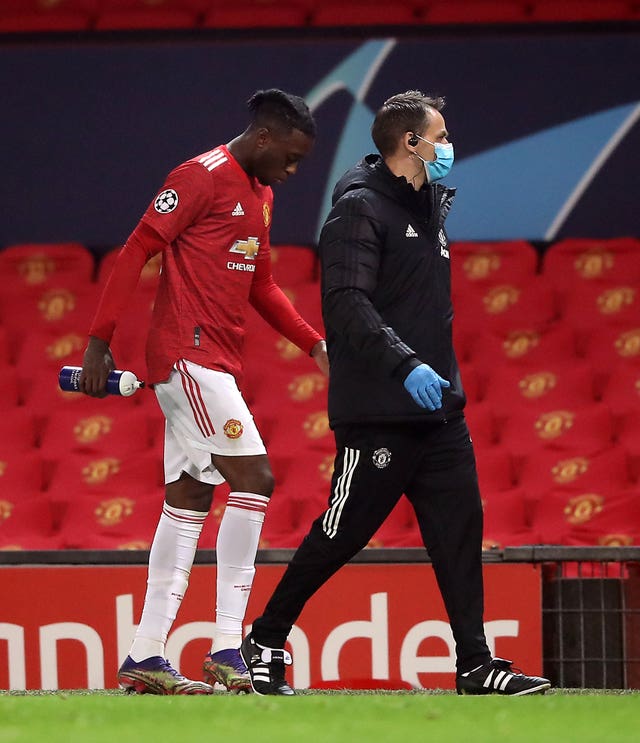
[{"xmin": 322, "ymin": 447, "xmax": 360, "ymax": 539}]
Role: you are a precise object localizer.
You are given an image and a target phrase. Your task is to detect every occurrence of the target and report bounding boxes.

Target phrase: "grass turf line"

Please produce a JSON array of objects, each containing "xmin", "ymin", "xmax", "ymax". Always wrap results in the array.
[{"xmin": 0, "ymin": 691, "xmax": 639, "ymax": 743}]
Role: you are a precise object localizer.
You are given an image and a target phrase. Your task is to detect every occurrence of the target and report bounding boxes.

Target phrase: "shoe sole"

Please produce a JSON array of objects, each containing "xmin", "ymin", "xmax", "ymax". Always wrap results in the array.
[
  {"xmin": 118, "ymin": 673, "xmax": 213, "ymax": 695},
  {"xmin": 457, "ymin": 682, "xmax": 551, "ymax": 696},
  {"xmin": 202, "ymin": 666, "xmax": 252, "ymax": 694}
]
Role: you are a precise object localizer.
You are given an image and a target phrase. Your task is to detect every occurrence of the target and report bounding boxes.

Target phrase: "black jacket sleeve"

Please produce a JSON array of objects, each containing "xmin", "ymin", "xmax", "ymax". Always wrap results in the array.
[{"xmin": 319, "ymin": 190, "xmax": 420, "ymax": 379}]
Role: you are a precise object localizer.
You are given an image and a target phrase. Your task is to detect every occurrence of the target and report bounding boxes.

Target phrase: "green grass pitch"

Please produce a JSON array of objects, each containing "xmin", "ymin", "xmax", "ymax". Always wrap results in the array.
[{"xmin": 1, "ymin": 690, "xmax": 639, "ymax": 743}]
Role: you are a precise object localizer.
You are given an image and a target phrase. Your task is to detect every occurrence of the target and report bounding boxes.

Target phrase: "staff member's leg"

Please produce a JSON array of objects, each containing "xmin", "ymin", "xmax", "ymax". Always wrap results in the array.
[
  {"xmin": 405, "ymin": 416, "xmax": 491, "ymax": 674},
  {"xmin": 244, "ymin": 424, "xmax": 416, "ymax": 694}
]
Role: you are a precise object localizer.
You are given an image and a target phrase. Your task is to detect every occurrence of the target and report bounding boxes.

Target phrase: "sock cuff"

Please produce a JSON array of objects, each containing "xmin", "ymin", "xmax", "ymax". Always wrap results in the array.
[
  {"xmin": 226, "ymin": 492, "xmax": 269, "ymax": 514},
  {"xmin": 162, "ymin": 502, "xmax": 207, "ymax": 524}
]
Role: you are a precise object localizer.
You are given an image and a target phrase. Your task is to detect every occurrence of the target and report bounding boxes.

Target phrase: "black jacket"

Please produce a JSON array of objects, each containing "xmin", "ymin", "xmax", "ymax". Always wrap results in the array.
[{"xmin": 319, "ymin": 153, "xmax": 465, "ymax": 428}]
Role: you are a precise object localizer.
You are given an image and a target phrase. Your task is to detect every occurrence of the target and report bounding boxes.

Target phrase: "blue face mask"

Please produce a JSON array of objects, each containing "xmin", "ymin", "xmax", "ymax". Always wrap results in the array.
[{"xmin": 413, "ymin": 135, "xmax": 454, "ymax": 183}]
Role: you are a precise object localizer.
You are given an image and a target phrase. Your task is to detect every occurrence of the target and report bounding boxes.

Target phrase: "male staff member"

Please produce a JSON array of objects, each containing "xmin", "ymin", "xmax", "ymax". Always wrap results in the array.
[{"xmin": 242, "ymin": 90, "xmax": 550, "ymax": 697}]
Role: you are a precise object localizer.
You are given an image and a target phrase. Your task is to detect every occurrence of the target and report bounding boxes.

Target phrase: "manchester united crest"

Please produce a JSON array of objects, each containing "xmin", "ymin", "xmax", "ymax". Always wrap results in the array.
[
  {"xmin": 463, "ymin": 251, "xmax": 500, "ymax": 280},
  {"xmin": 534, "ymin": 410, "xmax": 575, "ymax": 440},
  {"xmin": 503, "ymin": 330, "xmax": 540, "ymax": 359},
  {"xmin": 372, "ymin": 448, "xmax": 392, "ymax": 469},
  {"xmin": 95, "ymin": 497, "xmax": 134, "ymax": 527},
  {"xmin": 483, "ymin": 284, "xmax": 520, "ymax": 315},
  {"xmin": 574, "ymin": 248, "xmax": 614, "ymax": 279},
  {"xmin": 563, "ymin": 493, "xmax": 603, "ymax": 525},
  {"xmin": 263, "ymin": 202, "xmax": 271, "ymax": 227},
  {"xmin": 223, "ymin": 419, "xmax": 244, "ymax": 439}
]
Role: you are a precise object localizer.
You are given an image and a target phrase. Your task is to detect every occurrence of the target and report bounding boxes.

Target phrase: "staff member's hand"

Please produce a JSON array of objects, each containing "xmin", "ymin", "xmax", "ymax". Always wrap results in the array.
[{"xmin": 403, "ymin": 364, "xmax": 450, "ymax": 410}]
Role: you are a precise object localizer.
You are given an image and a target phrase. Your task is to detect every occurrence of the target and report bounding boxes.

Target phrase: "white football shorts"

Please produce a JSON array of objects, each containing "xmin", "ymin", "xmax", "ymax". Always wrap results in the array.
[{"xmin": 154, "ymin": 359, "xmax": 266, "ymax": 485}]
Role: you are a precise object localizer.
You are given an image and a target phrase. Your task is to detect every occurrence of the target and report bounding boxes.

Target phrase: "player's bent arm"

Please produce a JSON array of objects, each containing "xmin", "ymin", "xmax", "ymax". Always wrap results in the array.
[
  {"xmin": 82, "ymin": 222, "xmax": 167, "ymax": 396},
  {"xmin": 249, "ymin": 274, "xmax": 323, "ymax": 356},
  {"xmin": 89, "ymin": 222, "xmax": 166, "ymax": 342}
]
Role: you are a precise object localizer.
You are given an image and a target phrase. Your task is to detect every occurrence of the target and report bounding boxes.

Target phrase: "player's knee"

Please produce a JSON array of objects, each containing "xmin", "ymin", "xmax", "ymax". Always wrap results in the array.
[
  {"xmin": 227, "ymin": 463, "xmax": 274, "ymax": 498},
  {"xmin": 252, "ymin": 466, "xmax": 275, "ymax": 498},
  {"xmin": 165, "ymin": 475, "xmax": 213, "ymax": 512}
]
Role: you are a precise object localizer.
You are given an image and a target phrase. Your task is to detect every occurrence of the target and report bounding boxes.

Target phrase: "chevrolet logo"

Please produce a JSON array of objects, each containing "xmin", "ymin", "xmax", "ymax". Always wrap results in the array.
[{"xmin": 229, "ymin": 237, "xmax": 260, "ymax": 259}]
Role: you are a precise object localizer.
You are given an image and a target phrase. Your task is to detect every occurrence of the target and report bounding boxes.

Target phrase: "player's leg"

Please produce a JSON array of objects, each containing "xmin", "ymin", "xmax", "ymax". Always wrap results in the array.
[
  {"xmin": 203, "ymin": 452, "xmax": 273, "ymax": 693},
  {"xmin": 151, "ymin": 359, "xmax": 271, "ymax": 692},
  {"xmin": 243, "ymin": 424, "xmax": 411, "ymax": 695},
  {"xmin": 118, "ymin": 471, "xmax": 215, "ymax": 695}
]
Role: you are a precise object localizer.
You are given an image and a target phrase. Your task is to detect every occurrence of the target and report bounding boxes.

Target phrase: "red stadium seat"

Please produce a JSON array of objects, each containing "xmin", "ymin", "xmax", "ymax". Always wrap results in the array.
[
  {"xmin": 16, "ymin": 329, "xmax": 87, "ymax": 388},
  {"xmin": 0, "ymin": 327, "xmax": 12, "ymax": 366},
  {"xmin": 203, "ymin": 3, "xmax": 309, "ymax": 28},
  {"xmin": 531, "ymin": 488, "xmax": 640, "ymax": 546},
  {"xmin": 498, "ymin": 403, "xmax": 614, "ymax": 457},
  {"xmin": 269, "ymin": 245, "xmax": 318, "ymax": 287},
  {"xmin": 424, "ymin": 0, "xmax": 529, "ymax": 24},
  {"xmin": 311, "ymin": 1, "xmax": 416, "ymax": 26},
  {"xmin": 93, "ymin": 0, "xmax": 207, "ymax": 30},
  {"xmin": 40, "ymin": 406, "xmax": 153, "ymax": 461},
  {"xmin": 58, "ymin": 491, "xmax": 161, "ymax": 549},
  {"xmin": 0, "ymin": 242, "xmax": 94, "ymax": 290},
  {"xmin": 458, "ymin": 363, "xmax": 483, "ymax": 404},
  {"xmin": 0, "ymin": 286, "xmax": 97, "ymax": 350},
  {"xmin": 450, "ymin": 240, "xmax": 539, "ymax": 291},
  {"xmin": 529, "ymin": 0, "xmax": 631, "ymax": 23},
  {"xmin": 516, "ymin": 446, "xmax": 633, "ymax": 504},
  {"xmin": 578, "ymin": 326, "xmax": 640, "ymax": 373},
  {"xmin": 559, "ymin": 283, "xmax": 640, "ymax": 334},
  {"xmin": 476, "ymin": 447, "xmax": 517, "ymax": 494},
  {"xmin": 0, "ymin": 451, "xmax": 46, "ymax": 500},
  {"xmin": 47, "ymin": 450, "xmax": 163, "ymax": 527},
  {"xmin": 481, "ymin": 488, "xmax": 537, "ymax": 550},
  {"xmin": 0, "ymin": 0, "xmax": 96, "ymax": 32},
  {"xmin": 454, "ymin": 277, "xmax": 559, "ymax": 337},
  {"xmin": 464, "ymin": 401, "xmax": 500, "ymax": 449},
  {"xmin": 600, "ymin": 363, "xmax": 640, "ymax": 423},
  {"xmin": 616, "ymin": 411, "xmax": 640, "ymax": 468},
  {"xmin": 465, "ymin": 325, "xmax": 581, "ymax": 372},
  {"xmin": 0, "ymin": 408, "xmax": 38, "ymax": 453},
  {"xmin": 482, "ymin": 362, "xmax": 600, "ymax": 419},
  {"xmin": 0, "ymin": 365, "xmax": 21, "ymax": 410},
  {"xmin": 0, "ymin": 496, "xmax": 57, "ymax": 550},
  {"xmin": 542, "ymin": 237, "xmax": 640, "ymax": 292}
]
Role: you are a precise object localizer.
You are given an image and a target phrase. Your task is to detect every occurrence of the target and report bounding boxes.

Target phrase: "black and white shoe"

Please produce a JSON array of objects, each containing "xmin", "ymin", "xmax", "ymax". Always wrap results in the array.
[
  {"xmin": 240, "ymin": 632, "xmax": 295, "ymax": 696},
  {"xmin": 456, "ymin": 658, "xmax": 551, "ymax": 696}
]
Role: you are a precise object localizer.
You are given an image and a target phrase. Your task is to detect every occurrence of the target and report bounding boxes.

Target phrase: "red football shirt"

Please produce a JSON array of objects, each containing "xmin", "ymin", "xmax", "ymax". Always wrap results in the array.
[{"xmin": 90, "ymin": 145, "xmax": 322, "ymax": 383}]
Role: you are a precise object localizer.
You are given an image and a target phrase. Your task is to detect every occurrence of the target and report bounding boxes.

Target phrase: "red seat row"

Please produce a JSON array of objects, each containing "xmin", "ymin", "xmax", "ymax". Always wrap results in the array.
[{"xmin": 0, "ymin": 0, "xmax": 638, "ymax": 33}]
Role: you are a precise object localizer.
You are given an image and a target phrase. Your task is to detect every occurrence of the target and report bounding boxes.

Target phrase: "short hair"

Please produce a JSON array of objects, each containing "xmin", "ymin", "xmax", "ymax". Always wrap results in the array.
[
  {"xmin": 247, "ymin": 89, "xmax": 317, "ymax": 138},
  {"xmin": 371, "ymin": 90, "xmax": 445, "ymax": 157}
]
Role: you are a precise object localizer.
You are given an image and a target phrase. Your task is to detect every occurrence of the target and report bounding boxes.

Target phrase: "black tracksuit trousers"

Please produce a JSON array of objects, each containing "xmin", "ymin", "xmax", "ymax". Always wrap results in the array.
[{"xmin": 251, "ymin": 414, "xmax": 492, "ymax": 674}]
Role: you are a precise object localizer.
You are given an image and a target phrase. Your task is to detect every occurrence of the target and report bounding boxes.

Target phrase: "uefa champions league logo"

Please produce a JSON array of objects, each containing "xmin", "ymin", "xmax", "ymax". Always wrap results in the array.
[{"xmin": 154, "ymin": 189, "xmax": 179, "ymax": 214}]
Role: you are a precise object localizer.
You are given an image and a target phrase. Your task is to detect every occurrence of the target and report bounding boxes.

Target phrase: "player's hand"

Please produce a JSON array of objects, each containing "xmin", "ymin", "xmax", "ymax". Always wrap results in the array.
[
  {"xmin": 311, "ymin": 339, "xmax": 330, "ymax": 377},
  {"xmin": 403, "ymin": 364, "xmax": 450, "ymax": 410},
  {"xmin": 80, "ymin": 336, "xmax": 116, "ymax": 397}
]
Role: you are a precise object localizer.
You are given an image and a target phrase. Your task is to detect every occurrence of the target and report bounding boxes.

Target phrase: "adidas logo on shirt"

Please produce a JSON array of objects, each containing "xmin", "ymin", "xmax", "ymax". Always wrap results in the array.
[
  {"xmin": 405, "ymin": 224, "xmax": 418, "ymax": 238},
  {"xmin": 232, "ymin": 202, "xmax": 245, "ymax": 216}
]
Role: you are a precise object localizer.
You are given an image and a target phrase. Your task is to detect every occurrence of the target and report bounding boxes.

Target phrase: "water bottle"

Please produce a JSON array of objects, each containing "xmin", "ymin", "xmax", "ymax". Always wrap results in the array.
[{"xmin": 58, "ymin": 366, "xmax": 145, "ymax": 397}]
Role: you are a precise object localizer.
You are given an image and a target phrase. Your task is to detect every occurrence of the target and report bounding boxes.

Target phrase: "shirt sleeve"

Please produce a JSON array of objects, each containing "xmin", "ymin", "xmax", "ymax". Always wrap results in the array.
[
  {"xmin": 140, "ymin": 160, "xmax": 212, "ymax": 244},
  {"xmin": 320, "ymin": 192, "xmax": 419, "ymax": 378},
  {"xmin": 249, "ymin": 239, "xmax": 323, "ymax": 354},
  {"xmin": 89, "ymin": 221, "xmax": 167, "ymax": 342}
]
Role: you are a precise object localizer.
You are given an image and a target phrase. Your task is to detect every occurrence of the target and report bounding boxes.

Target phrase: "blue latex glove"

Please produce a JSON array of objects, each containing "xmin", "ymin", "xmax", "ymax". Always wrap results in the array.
[{"xmin": 403, "ymin": 364, "xmax": 451, "ymax": 410}]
